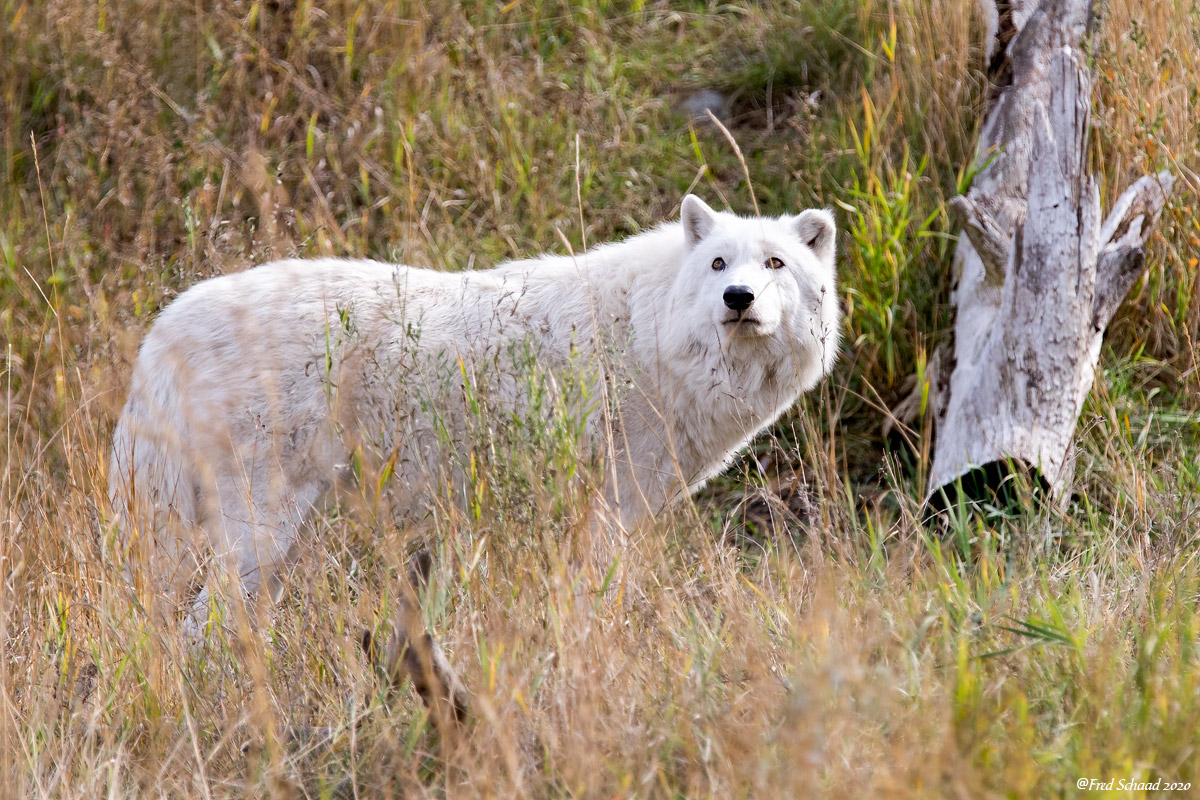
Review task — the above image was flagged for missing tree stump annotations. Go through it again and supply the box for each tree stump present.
[923,0,1173,508]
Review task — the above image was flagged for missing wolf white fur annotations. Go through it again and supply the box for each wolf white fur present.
[109,195,838,614]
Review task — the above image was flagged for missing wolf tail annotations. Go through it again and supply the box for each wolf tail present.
[107,358,203,587]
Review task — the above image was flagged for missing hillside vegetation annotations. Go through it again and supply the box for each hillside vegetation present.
[3,1,1200,796]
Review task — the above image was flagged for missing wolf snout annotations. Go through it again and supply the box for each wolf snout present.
[723,285,755,311]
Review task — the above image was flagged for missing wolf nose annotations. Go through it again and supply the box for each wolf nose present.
[723,285,755,311]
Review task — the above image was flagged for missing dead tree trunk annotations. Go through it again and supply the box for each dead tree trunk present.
[924,0,1173,508]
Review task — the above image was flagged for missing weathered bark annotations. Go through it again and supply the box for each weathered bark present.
[360,551,470,730]
[925,0,1173,507]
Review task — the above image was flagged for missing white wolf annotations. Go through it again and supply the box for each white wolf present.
[109,194,838,620]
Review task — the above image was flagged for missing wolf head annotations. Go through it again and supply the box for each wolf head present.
[670,194,840,390]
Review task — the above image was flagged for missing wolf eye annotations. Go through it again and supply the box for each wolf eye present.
[767,257,785,270]
[711,257,726,271]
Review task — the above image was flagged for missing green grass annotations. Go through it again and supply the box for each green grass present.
[3,0,1200,796]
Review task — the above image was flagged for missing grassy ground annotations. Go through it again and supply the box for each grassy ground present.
[3,0,1200,796]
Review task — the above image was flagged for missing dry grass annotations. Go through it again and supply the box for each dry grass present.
[3,0,1200,796]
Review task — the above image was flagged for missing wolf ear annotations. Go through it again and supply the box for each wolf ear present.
[794,209,836,264]
[681,195,718,248]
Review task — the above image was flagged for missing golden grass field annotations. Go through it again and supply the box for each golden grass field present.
[3,1,1200,796]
